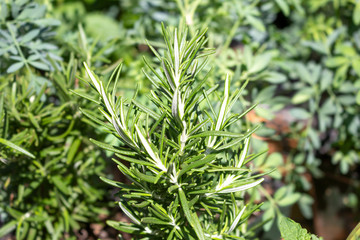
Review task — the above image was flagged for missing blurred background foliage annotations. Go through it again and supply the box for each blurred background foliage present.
[0,0,359,239]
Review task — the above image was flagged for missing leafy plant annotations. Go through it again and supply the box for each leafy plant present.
[79,24,266,239]
[279,217,322,240]
[0,56,110,239]
[1,0,358,238]
[0,0,61,74]
[73,0,359,236]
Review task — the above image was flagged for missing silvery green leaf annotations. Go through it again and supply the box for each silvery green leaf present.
[33,18,61,26]
[0,138,35,158]
[83,62,101,93]
[100,82,115,117]
[37,43,58,50]
[248,52,272,74]
[279,217,322,240]
[237,137,250,168]
[119,202,141,225]
[179,188,205,240]
[28,54,41,61]
[174,28,180,84]
[132,99,160,119]
[106,220,141,234]
[135,124,166,172]
[29,61,50,71]
[162,59,176,91]
[112,116,136,148]
[216,73,230,131]
[7,61,24,73]
[171,88,179,119]
[228,206,247,233]
[17,4,46,20]
[245,15,265,32]
[0,221,17,238]
[9,55,24,61]
[275,0,289,16]
[190,130,244,139]
[217,178,264,194]
[20,29,40,43]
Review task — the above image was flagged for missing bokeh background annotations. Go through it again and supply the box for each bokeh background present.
[0,0,359,239]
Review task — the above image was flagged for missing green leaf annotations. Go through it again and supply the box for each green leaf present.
[189,130,244,139]
[292,88,313,104]
[84,13,122,40]
[320,69,333,91]
[246,15,265,32]
[0,138,35,158]
[115,153,155,167]
[178,188,205,240]
[119,202,141,225]
[7,207,23,219]
[106,221,141,234]
[262,208,275,231]
[90,138,134,155]
[263,71,287,83]
[279,217,321,240]
[274,186,288,200]
[278,193,301,207]
[351,59,360,77]
[255,107,274,120]
[52,176,70,195]
[353,2,360,25]
[217,178,264,194]
[299,195,314,219]
[133,169,157,183]
[207,166,249,173]
[79,108,112,130]
[70,89,101,104]
[228,206,246,232]
[20,29,40,43]
[255,86,276,103]
[347,222,360,240]
[18,5,46,19]
[135,124,166,171]
[0,220,17,237]
[289,108,310,120]
[66,138,81,164]
[29,61,50,71]
[132,99,160,119]
[356,91,360,105]
[296,64,314,84]
[249,53,272,74]
[141,217,170,225]
[216,125,260,151]
[178,154,216,178]
[326,57,348,68]
[75,23,271,239]
[7,62,25,73]
[275,0,290,16]
[100,177,139,191]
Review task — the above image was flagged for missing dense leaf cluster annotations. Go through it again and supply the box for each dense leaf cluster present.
[122,0,360,233]
[0,56,109,239]
[81,24,265,239]
[0,0,359,239]
[0,0,61,74]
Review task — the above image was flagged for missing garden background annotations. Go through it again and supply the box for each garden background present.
[0,0,359,239]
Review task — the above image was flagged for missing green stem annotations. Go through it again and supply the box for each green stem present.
[259,185,281,216]
[176,0,201,36]
[222,17,242,53]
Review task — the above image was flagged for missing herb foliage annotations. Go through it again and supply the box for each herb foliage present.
[80,24,265,239]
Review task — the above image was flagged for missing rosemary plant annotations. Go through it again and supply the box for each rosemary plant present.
[80,24,264,239]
